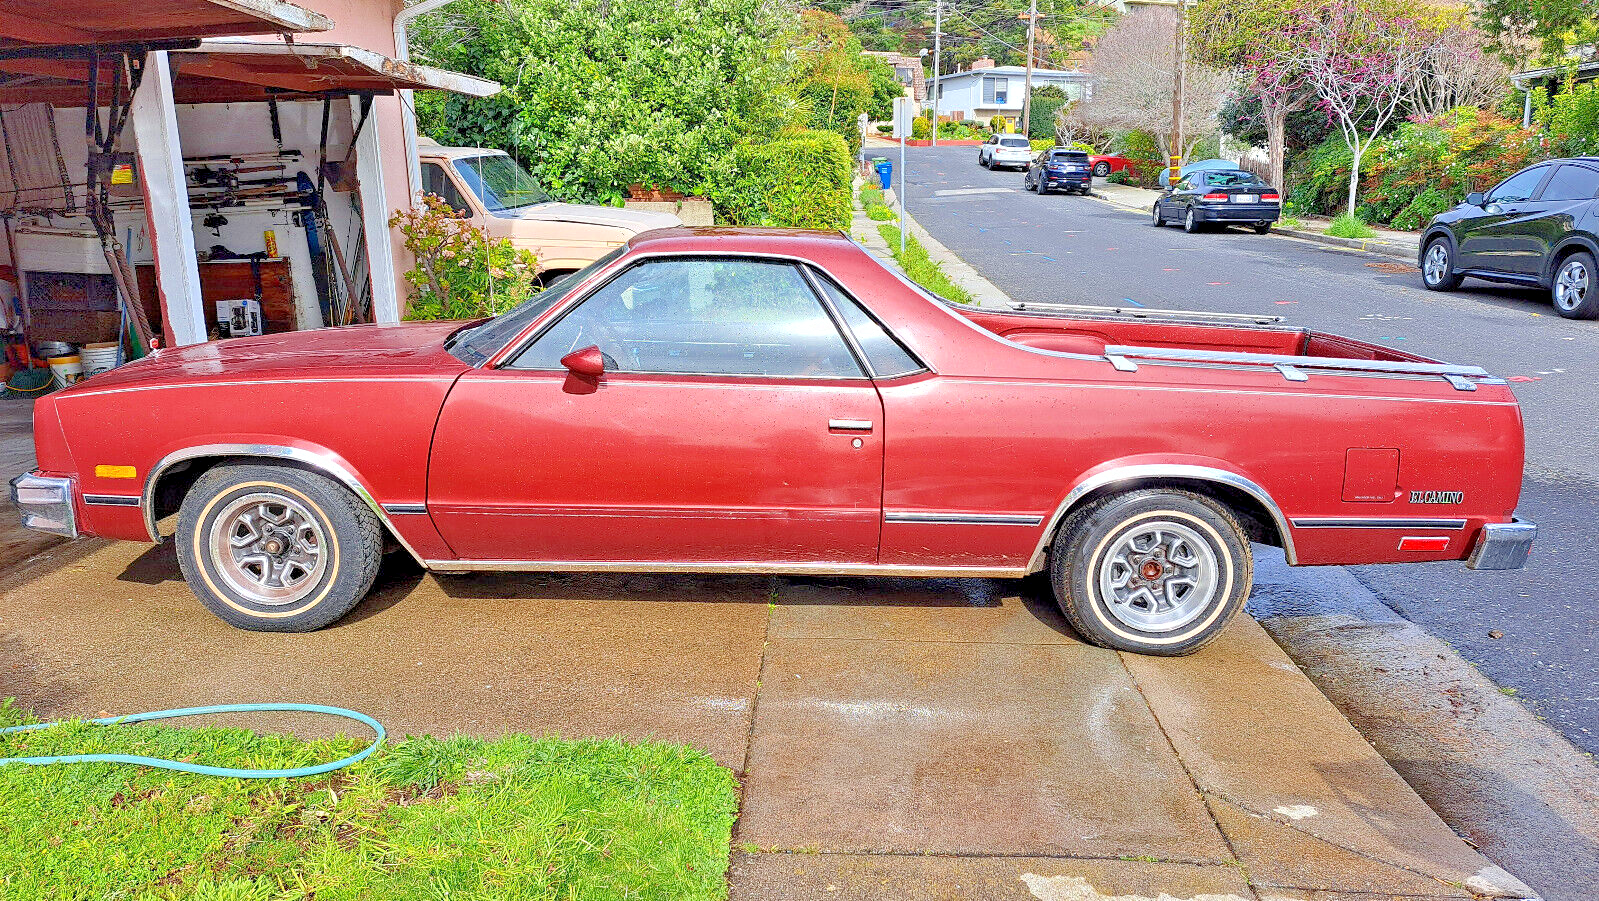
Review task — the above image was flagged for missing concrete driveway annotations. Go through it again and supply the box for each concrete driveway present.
[0,538,1530,900]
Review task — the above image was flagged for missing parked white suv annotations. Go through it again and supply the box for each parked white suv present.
[979,135,1034,170]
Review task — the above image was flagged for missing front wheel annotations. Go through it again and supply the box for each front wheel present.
[1421,237,1463,291]
[176,464,383,632]
[1551,251,1598,319]
[1150,204,1164,227]
[1093,161,1111,177]
[1049,489,1252,655]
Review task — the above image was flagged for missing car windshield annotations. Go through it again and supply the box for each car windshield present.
[452,154,550,214]
[446,245,629,366]
[1000,137,1031,148]
[1204,171,1264,187]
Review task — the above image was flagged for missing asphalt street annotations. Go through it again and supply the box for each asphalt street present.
[897,144,1599,755]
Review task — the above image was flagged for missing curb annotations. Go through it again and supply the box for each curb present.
[852,176,1013,309]
[1088,189,1419,265]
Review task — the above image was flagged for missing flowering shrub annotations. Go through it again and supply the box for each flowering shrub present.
[390,195,540,321]
[1534,81,1599,159]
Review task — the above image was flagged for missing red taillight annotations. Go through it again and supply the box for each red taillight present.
[1262,193,1281,202]
[1201,192,1228,201]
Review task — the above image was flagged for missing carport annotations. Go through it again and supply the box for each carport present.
[0,1,495,359]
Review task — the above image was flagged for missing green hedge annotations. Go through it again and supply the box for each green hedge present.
[721,130,853,229]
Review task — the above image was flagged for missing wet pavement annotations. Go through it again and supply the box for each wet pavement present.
[0,539,1531,899]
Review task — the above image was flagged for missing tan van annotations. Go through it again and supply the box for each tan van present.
[417,140,681,282]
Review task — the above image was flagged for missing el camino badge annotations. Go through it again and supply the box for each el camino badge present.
[1410,490,1464,505]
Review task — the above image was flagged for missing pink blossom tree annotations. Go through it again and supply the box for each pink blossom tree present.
[1276,0,1435,217]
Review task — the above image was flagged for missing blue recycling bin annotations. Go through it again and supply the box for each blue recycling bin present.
[874,159,893,190]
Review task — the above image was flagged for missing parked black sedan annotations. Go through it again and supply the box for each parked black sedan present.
[1151,169,1280,234]
[1024,148,1092,195]
[1419,157,1598,319]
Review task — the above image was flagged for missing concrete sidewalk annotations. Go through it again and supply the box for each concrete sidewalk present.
[0,537,1533,899]
[1092,182,1423,263]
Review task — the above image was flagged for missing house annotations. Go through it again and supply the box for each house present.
[930,61,1090,127]
[0,0,495,356]
[864,51,926,102]
[1510,55,1599,126]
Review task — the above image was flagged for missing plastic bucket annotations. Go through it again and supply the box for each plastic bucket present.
[81,341,121,377]
[47,354,83,388]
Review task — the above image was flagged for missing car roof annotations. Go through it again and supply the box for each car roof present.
[418,144,510,162]
[626,227,859,260]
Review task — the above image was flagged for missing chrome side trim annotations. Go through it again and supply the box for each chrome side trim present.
[1007,301,1288,327]
[382,503,429,515]
[141,443,426,564]
[1026,464,1298,572]
[885,511,1044,526]
[1292,517,1467,530]
[83,494,141,507]
[422,559,1027,578]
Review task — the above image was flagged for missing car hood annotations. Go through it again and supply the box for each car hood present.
[499,202,681,232]
[63,321,472,393]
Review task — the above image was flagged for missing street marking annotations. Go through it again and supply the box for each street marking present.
[1122,297,1145,307]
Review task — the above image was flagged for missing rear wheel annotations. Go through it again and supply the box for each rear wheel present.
[1049,489,1252,655]
[1253,223,1272,235]
[1421,237,1463,291]
[1184,208,1200,233]
[1036,177,1048,196]
[176,464,382,632]
[1551,251,1597,319]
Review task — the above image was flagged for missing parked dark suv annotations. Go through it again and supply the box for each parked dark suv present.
[1420,157,1599,319]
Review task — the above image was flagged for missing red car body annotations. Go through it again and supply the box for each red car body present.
[16,228,1533,635]
[1089,154,1135,177]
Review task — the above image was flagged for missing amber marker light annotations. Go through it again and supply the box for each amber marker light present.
[94,465,138,479]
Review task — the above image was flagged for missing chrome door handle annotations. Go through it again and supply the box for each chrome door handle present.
[829,419,874,432]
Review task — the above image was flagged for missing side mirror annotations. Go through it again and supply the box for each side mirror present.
[560,345,605,378]
[1464,192,1485,207]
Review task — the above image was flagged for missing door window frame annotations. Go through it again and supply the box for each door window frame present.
[1538,163,1599,202]
[497,253,887,381]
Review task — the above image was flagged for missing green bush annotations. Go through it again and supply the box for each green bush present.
[1389,187,1453,231]
[391,195,540,320]
[1112,130,1165,186]
[1028,85,1070,140]
[990,114,1008,133]
[911,117,931,140]
[722,130,853,228]
[1536,81,1599,158]
[1327,212,1377,239]
[1030,138,1053,152]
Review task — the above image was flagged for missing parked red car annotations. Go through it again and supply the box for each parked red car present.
[13,229,1534,654]
[1088,154,1135,178]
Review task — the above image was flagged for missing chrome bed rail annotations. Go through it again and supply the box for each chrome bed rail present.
[1006,301,1288,327]
[1100,344,1497,391]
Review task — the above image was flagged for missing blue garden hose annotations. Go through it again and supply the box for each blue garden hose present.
[0,703,384,779]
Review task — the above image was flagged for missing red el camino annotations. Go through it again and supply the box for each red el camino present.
[12,228,1534,655]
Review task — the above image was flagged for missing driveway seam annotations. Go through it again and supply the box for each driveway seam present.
[734,848,1240,866]
[736,577,778,781]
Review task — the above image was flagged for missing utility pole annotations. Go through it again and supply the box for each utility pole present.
[931,0,942,146]
[1021,0,1039,137]
[1169,0,1187,186]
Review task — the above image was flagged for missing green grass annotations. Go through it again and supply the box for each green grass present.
[0,699,738,901]
[1326,212,1378,239]
[857,184,896,221]
[876,224,972,305]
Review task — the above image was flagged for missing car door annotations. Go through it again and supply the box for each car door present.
[1526,164,1599,275]
[426,256,886,565]
[1455,164,1553,274]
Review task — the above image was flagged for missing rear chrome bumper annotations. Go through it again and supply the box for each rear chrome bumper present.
[10,472,77,538]
[1466,519,1536,570]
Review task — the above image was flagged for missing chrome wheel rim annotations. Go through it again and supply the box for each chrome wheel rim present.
[1152,205,1161,225]
[209,492,328,605]
[1554,260,1589,311]
[1424,243,1449,285]
[1185,210,1195,230]
[1098,520,1219,633]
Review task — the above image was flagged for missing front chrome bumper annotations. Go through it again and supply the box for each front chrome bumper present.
[10,472,78,538]
[1466,519,1536,570]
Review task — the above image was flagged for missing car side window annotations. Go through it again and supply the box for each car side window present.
[514,258,863,379]
[1539,164,1599,201]
[808,270,923,378]
[1487,166,1548,204]
[421,162,471,214]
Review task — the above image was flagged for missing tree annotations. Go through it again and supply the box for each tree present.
[1277,0,1435,217]
[1084,7,1232,162]
[798,10,876,152]
[1188,0,1318,194]
[1028,84,1070,140]
[409,0,799,206]
[1474,0,1599,67]
[1405,19,1508,120]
